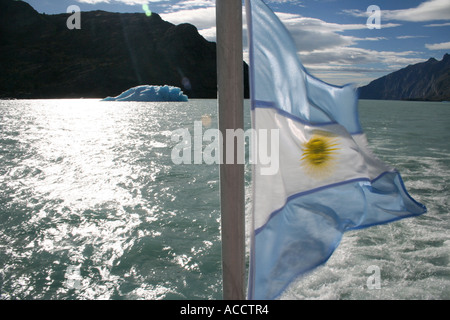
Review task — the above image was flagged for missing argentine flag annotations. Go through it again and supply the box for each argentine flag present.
[245,0,427,300]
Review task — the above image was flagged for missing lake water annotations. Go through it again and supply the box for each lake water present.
[0,98,448,300]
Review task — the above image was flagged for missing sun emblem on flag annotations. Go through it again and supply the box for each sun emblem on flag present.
[300,131,339,179]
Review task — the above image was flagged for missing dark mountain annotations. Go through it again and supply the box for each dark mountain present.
[0,0,249,99]
[358,54,450,101]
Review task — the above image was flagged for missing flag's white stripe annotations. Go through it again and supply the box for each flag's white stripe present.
[252,106,391,230]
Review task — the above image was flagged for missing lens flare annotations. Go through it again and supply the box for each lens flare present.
[142,4,152,17]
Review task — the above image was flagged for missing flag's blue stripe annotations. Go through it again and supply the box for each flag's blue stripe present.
[252,99,365,134]
[255,170,426,236]
[252,215,342,300]
[250,171,426,300]
[254,176,371,235]
[253,99,336,127]
[252,98,364,135]
[348,171,427,231]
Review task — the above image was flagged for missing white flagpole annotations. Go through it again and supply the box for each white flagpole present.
[216,0,246,300]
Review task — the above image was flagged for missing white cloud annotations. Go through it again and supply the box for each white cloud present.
[162,4,395,44]
[160,6,216,40]
[425,41,450,50]
[264,0,305,7]
[299,47,422,67]
[278,14,398,32]
[396,35,428,39]
[162,7,388,49]
[160,4,417,85]
[344,0,450,22]
[298,47,425,85]
[157,1,430,86]
[275,13,397,52]
[77,0,111,4]
[359,37,388,41]
[383,0,450,22]
[170,0,215,10]
[266,0,303,3]
[425,22,450,27]
[77,0,169,5]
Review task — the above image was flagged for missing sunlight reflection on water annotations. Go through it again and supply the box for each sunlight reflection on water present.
[0,99,449,300]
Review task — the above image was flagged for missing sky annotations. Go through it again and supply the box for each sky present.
[25,0,450,86]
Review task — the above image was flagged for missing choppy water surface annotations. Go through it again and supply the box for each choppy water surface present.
[0,99,448,299]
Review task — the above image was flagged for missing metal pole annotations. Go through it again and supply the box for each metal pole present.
[216,0,246,300]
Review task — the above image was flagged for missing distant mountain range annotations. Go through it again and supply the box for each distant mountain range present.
[358,54,450,101]
[0,0,248,99]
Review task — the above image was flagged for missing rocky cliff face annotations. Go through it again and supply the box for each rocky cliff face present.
[358,54,450,101]
[0,0,249,99]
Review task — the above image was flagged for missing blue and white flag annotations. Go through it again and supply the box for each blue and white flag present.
[245,0,427,300]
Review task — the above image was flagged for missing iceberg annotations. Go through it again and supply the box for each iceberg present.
[102,85,188,102]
